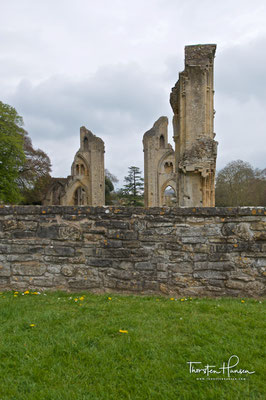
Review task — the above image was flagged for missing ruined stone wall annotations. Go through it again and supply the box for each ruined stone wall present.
[43,127,105,206]
[0,206,265,297]
[170,44,217,207]
[143,117,176,207]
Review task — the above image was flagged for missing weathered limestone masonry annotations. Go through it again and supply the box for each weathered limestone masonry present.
[170,44,218,207]
[43,126,105,206]
[0,206,265,297]
[143,117,176,207]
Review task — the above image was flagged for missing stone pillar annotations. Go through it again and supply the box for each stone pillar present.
[170,44,218,207]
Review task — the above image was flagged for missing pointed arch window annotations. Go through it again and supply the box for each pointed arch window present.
[159,135,165,149]
[162,185,176,206]
[84,137,89,151]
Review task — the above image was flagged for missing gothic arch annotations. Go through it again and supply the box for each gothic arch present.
[72,153,90,176]
[158,150,175,173]
[67,180,90,206]
[160,179,177,206]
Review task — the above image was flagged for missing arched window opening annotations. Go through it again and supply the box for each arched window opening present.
[76,164,80,175]
[80,164,85,175]
[74,187,86,205]
[163,185,176,206]
[159,135,165,149]
[164,161,173,174]
[84,137,89,151]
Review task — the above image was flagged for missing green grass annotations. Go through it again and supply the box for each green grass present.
[0,291,265,400]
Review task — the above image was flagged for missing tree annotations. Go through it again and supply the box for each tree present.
[215,160,266,206]
[18,134,52,204]
[105,169,118,205]
[0,101,25,203]
[121,166,144,206]
[0,101,52,205]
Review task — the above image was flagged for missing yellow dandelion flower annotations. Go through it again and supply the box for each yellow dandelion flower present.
[24,291,29,294]
[119,330,128,334]
[79,296,84,301]
[14,291,19,294]
[108,297,112,300]
[241,300,245,303]
[181,298,185,301]
[74,298,78,302]
[170,297,174,301]
[33,292,39,295]
[14,295,18,297]
[30,324,35,327]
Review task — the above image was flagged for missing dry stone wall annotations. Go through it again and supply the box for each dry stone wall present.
[0,206,265,297]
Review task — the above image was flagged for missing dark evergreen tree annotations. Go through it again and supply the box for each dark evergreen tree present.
[122,166,144,206]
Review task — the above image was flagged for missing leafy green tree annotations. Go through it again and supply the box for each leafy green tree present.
[18,134,51,204]
[121,166,144,206]
[0,101,25,203]
[215,160,266,206]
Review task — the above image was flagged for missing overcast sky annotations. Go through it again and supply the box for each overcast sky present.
[1,0,265,185]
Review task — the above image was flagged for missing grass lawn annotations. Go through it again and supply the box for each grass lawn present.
[0,291,265,400]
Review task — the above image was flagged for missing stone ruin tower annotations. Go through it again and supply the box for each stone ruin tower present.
[143,117,176,207]
[170,44,218,207]
[43,126,105,206]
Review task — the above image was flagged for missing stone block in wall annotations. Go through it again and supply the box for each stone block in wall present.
[225,280,248,290]
[44,255,86,264]
[0,264,11,277]
[68,278,100,289]
[0,277,10,286]
[95,220,129,229]
[101,239,123,248]
[44,246,75,257]
[46,265,62,274]
[31,275,66,288]
[170,262,193,274]
[122,241,141,248]
[143,281,159,291]
[11,231,36,239]
[96,248,131,259]
[221,222,254,241]
[12,262,46,276]
[106,230,138,240]
[61,265,75,276]
[116,279,143,291]
[245,281,265,295]
[193,270,229,280]
[157,271,169,281]
[87,259,113,268]
[135,262,154,270]
[58,226,82,241]
[7,254,41,262]
[112,261,134,270]
[194,262,234,271]
[106,268,133,280]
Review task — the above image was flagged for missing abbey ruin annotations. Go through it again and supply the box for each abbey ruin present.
[143,44,218,207]
[43,126,105,206]
[44,44,218,208]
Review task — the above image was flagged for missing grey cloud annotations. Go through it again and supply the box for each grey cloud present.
[216,36,266,102]
[10,62,168,141]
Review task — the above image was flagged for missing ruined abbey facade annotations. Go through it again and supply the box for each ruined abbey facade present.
[44,44,218,208]
[143,44,218,207]
[43,126,105,206]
